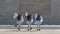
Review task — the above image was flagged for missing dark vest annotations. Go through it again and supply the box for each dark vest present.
[36,15,41,21]
[26,15,31,21]
[17,15,21,20]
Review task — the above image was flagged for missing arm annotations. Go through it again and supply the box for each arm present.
[21,16,24,22]
[40,16,43,23]
[31,15,34,23]
[13,13,18,19]
[31,17,33,23]
[25,12,28,16]
[35,14,37,20]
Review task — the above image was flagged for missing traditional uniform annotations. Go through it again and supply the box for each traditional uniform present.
[34,14,43,31]
[13,12,24,31]
[25,12,33,31]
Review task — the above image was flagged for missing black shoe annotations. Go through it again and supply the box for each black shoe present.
[37,29,38,31]
[30,28,32,30]
[39,29,41,31]
[18,28,20,31]
[37,29,41,31]
[27,29,29,31]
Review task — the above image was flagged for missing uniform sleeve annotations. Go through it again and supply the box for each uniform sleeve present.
[31,17,33,23]
[21,16,24,22]
[25,12,28,16]
[13,13,18,19]
[31,15,34,23]
[35,14,37,20]
[40,16,43,23]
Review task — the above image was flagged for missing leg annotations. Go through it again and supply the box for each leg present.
[27,21,32,31]
[35,21,39,31]
[38,24,41,31]
[37,25,39,31]
[18,24,21,31]
[27,21,29,31]
[30,24,32,30]
[27,25,29,31]
[27,25,32,31]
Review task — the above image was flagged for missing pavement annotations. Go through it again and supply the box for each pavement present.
[0,29,60,34]
[0,25,60,34]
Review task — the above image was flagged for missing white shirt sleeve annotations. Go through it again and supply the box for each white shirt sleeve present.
[40,16,43,23]
[31,17,33,23]
[35,14,37,20]
[13,13,18,19]
[25,12,28,16]
[21,16,24,22]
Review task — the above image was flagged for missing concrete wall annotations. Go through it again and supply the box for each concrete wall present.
[51,0,60,25]
[0,0,20,25]
[0,0,60,25]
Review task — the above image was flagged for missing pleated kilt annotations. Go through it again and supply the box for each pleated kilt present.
[16,20,23,25]
[34,20,42,25]
[26,21,32,25]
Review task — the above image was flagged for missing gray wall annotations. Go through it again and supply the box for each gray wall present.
[19,0,51,25]
[51,0,60,25]
[0,0,19,25]
[0,0,60,25]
